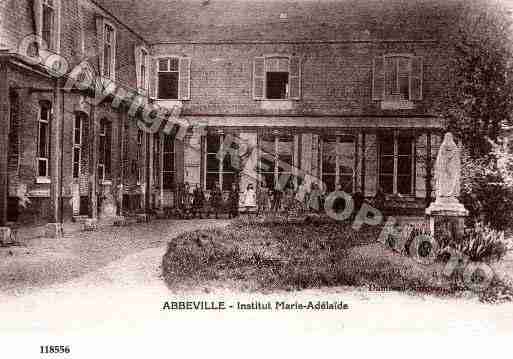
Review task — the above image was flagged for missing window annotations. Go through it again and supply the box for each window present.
[102,22,116,79]
[204,134,239,191]
[153,133,161,185]
[266,57,289,99]
[162,134,175,190]
[258,135,295,190]
[137,130,144,184]
[140,49,148,91]
[98,119,112,182]
[372,54,423,102]
[253,56,301,100]
[8,90,20,173]
[72,113,85,179]
[37,102,51,178]
[157,57,191,100]
[42,0,55,49]
[135,46,149,92]
[379,134,415,195]
[33,0,60,52]
[320,135,355,193]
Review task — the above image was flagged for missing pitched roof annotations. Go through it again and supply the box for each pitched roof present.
[93,0,497,43]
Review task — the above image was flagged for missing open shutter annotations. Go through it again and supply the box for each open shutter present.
[178,57,191,100]
[95,15,104,75]
[289,56,301,100]
[149,56,158,99]
[134,45,142,90]
[410,56,423,100]
[253,57,265,100]
[372,56,385,101]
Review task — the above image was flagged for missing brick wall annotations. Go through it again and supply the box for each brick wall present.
[3,0,151,223]
[152,41,450,116]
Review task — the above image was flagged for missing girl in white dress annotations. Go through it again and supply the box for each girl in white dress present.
[243,184,257,215]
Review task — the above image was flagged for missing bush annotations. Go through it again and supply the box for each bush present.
[450,222,508,262]
[460,150,513,231]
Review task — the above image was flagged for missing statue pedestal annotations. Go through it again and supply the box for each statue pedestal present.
[426,198,468,241]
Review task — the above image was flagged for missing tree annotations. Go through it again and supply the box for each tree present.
[439,0,513,158]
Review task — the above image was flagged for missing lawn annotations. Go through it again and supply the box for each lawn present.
[162,216,513,301]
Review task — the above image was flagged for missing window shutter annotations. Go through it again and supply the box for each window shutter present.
[178,57,191,100]
[410,56,423,100]
[372,56,385,101]
[33,0,43,38]
[134,45,143,90]
[253,57,265,100]
[95,15,104,75]
[149,56,158,99]
[289,56,301,100]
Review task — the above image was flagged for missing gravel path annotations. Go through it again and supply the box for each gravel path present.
[0,219,231,297]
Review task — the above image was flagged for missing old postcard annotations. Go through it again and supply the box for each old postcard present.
[1,0,513,357]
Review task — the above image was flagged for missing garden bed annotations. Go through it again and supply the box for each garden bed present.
[162,218,513,301]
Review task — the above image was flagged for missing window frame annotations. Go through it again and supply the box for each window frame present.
[265,56,290,100]
[203,133,239,192]
[137,129,144,185]
[72,113,85,179]
[98,119,112,183]
[101,19,117,80]
[320,135,356,193]
[162,133,176,190]
[156,56,180,100]
[378,133,416,196]
[37,102,52,181]
[153,133,161,186]
[35,0,61,52]
[257,134,296,190]
[138,47,150,92]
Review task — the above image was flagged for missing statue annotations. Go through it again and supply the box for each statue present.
[426,132,468,239]
[434,132,460,200]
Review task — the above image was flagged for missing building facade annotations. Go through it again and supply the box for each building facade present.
[0,0,454,232]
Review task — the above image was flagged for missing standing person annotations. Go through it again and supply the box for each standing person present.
[295,181,308,214]
[228,183,240,218]
[257,182,270,216]
[309,183,322,213]
[210,181,223,219]
[271,185,283,214]
[192,183,205,218]
[243,184,257,216]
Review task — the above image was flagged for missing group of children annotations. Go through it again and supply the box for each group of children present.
[172,181,360,219]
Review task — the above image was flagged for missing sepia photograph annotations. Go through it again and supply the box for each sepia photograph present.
[1,0,513,357]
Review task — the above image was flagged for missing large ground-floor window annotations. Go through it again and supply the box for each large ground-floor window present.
[320,135,355,193]
[258,134,295,190]
[378,133,415,195]
[162,133,175,190]
[204,133,239,191]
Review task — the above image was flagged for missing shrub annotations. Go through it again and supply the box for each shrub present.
[460,150,513,231]
[450,222,508,262]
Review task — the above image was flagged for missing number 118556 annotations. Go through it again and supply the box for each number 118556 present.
[40,346,70,354]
